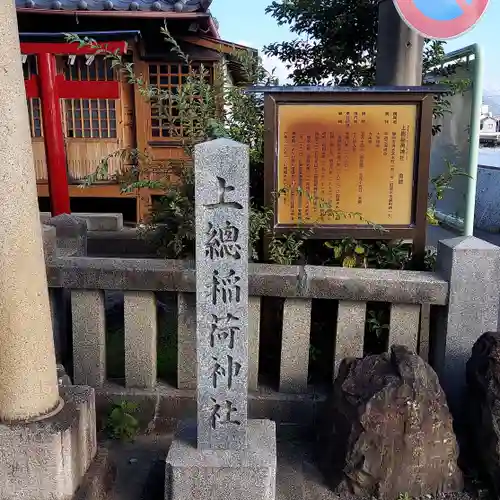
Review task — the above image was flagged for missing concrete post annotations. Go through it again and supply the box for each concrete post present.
[0,1,59,421]
[375,0,424,86]
[166,139,276,500]
[435,236,500,410]
[194,138,250,450]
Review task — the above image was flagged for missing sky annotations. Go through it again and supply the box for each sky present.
[210,0,500,92]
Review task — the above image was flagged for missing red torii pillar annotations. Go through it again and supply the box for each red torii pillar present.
[38,52,70,216]
[21,41,128,216]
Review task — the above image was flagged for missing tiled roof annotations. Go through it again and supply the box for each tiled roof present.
[16,0,212,13]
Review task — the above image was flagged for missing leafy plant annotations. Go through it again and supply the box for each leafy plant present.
[249,205,273,262]
[324,238,411,270]
[249,204,311,265]
[264,0,446,87]
[268,229,311,265]
[138,162,196,259]
[397,494,412,500]
[67,29,376,265]
[325,238,369,268]
[424,247,437,271]
[427,62,471,136]
[427,159,471,225]
[366,309,389,339]
[66,26,458,268]
[106,401,139,441]
[66,29,280,260]
[263,1,469,135]
[370,240,410,270]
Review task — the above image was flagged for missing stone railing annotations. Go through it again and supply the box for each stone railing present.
[46,256,448,394]
[43,217,500,410]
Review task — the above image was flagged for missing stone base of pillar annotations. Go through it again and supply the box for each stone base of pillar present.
[0,385,97,500]
[165,419,277,500]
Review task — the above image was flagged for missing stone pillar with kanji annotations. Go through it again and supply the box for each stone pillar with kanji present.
[165,138,277,500]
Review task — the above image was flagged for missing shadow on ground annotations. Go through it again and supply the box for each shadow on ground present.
[103,430,479,500]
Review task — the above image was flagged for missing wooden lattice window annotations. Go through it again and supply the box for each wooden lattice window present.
[148,62,212,139]
[64,56,115,82]
[64,99,117,138]
[27,98,43,138]
[23,56,42,138]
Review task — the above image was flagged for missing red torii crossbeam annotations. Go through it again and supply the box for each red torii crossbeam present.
[21,41,127,216]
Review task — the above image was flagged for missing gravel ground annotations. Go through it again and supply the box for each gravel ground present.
[337,494,481,500]
[101,431,493,500]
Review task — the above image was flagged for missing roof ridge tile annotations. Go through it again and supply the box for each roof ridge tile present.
[16,0,212,13]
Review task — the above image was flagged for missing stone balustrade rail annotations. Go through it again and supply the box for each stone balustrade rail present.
[47,255,448,393]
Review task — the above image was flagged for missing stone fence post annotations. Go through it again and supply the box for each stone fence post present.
[434,236,500,410]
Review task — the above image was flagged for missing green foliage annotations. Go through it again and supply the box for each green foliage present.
[249,205,273,261]
[325,238,413,270]
[430,73,471,136]
[265,0,378,86]
[264,0,445,87]
[249,202,314,265]
[67,29,372,264]
[106,401,139,441]
[397,494,412,500]
[66,29,281,260]
[324,237,437,271]
[268,229,310,265]
[424,247,437,271]
[263,1,471,138]
[424,46,472,135]
[366,309,390,339]
[325,238,369,268]
[66,26,462,268]
[271,186,385,265]
[427,159,471,225]
[138,162,196,258]
[371,240,411,270]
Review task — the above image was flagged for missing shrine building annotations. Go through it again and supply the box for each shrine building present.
[16,0,251,222]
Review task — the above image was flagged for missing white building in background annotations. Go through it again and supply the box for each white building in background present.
[481,116,497,131]
[479,104,500,144]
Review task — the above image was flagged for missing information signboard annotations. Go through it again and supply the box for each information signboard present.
[261,88,436,257]
[276,103,417,226]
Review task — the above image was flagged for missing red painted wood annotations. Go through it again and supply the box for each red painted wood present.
[24,76,120,99]
[58,78,121,99]
[24,76,39,98]
[22,41,126,214]
[20,41,127,56]
[38,52,71,216]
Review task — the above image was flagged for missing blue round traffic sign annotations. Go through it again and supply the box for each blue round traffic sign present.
[393,0,490,39]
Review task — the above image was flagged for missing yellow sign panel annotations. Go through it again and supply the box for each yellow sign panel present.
[277,103,417,226]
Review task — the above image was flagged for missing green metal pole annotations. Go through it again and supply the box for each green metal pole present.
[464,44,483,236]
[432,44,483,235]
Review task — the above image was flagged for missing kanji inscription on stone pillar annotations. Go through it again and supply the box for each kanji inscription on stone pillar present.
[195,138,249,450]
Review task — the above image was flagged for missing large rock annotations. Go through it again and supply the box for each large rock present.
[321,345,463,499]
[466,331,500,493]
